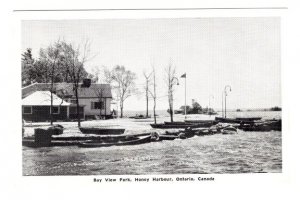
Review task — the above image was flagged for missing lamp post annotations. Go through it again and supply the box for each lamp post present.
[222,92,224,118]
[224,85,232,118]
[180,73,187,118]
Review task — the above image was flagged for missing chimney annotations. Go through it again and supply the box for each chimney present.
[82,79,91,88]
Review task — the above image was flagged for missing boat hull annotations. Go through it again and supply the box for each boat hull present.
[150,122,213,129]
[215,117,240,123]
[79,127,125,135]
[236,117,262,121]
[184,120,216,124]
[78,136,152,148]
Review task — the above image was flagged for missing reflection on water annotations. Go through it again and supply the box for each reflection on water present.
[23,131,282,175]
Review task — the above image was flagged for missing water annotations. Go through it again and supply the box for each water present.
[22,111,282,175]
[122,110,281,119]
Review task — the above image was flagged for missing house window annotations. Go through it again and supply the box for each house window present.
[23,106,32,114]
[91,101,104,109]
[51,106,60,114]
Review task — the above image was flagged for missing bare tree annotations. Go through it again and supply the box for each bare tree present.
[42,41,61,125]
[90,66,102,83]
[104,65,137,118]
[61,40,92,127]
[93,87,104,118]
[149,64,157,124]
[165,62,178,123]
[143,70,153,118]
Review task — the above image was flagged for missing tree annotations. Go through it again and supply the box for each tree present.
[143,70,152,117]
[165,62,178,122]
[60,40,92,127]
[93,87,105,118]
[22,40,93,126]
[90,66,102,83]
[270,106,282,111]
[40,41,61,125]
[22,42,92,86]
[192,100,202,113]
[149,64,157,124]
[21,49,35,86]
[104,66,137,118]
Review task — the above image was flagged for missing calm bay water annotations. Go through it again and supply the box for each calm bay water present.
[22,111,282,175]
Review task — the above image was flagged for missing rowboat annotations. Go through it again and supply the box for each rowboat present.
[184,119,216,124]
[215,117,240,123]
[150,122,213,129]
[235,117,262,121]
[215,117,263,124]
[240,119,281,131]
[164,121,194,125]
[22,138,82,147]
[77,135,152,148]
[23,133,153,148]
[79,127,125,135]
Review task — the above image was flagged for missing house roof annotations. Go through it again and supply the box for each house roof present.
[22,91,71,106]
[22,83,113,99]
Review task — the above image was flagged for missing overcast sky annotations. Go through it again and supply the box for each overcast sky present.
[22,18,281,111]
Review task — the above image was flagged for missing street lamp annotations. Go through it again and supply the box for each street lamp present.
[224,85,232,118]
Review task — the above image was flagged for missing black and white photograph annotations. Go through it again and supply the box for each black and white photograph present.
[21,17,282,176]
[3,0,300,200]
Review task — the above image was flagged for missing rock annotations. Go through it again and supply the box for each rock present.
[47,125,64,135]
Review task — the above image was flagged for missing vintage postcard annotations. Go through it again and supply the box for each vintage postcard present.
[3,2,299,200]
[21,17,282,175]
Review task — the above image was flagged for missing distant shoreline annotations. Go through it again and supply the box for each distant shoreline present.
[120,109,282,118]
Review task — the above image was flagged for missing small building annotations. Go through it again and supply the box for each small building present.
[22,91,71,122]
[22,80,113,122]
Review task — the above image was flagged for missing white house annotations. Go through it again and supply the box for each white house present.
[22,80,113,121]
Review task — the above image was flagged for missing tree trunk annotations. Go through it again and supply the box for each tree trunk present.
[153,97,156,124]
[75,86,81,127]
[120,104,123,118]
[146,93,149,117]
[169,104,173,122]
[152,67,157,124]
[168,89,174,123]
